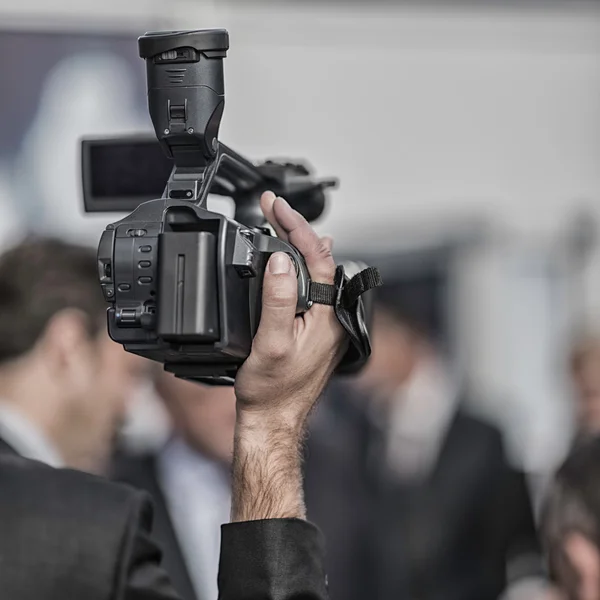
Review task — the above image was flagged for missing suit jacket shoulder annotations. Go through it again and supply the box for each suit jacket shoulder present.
[435,409,506,480]
[448,409,504,450]
[0,452,169,600]
[0,447,329,600]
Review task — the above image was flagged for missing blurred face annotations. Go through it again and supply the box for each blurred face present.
[553,533,600,600]
[355,308,421,398]
[156,372,237,465]
[572,351,600,436]
[65,331,147,474]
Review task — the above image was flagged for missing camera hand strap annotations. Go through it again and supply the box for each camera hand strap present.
[309,266,383,374]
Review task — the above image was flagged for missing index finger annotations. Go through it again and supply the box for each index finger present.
[271,197,335,284]
[260,191,288,241]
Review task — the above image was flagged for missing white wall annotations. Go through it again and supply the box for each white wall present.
[4,0,600,241]
[169,2,600,244]
[0,0,164,31]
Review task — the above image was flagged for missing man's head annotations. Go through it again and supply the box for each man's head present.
[356,304,425,394]
[570,337,600,437]
[0,237,146,473]
[155,370,236,465]
[357,290,440,401]
[355,274,443,397]
[543,438,600,600]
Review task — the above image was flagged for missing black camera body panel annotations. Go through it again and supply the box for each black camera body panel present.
[100,196,311,382]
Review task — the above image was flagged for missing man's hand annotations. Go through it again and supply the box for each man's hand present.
[231,191,346,522]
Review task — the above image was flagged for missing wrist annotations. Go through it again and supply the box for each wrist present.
[235,403,309,442]
[231,406,307,523]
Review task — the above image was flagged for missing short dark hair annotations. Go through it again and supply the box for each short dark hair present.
[374,274,445,341]
[0,237,106,363]
[542,437,600,577]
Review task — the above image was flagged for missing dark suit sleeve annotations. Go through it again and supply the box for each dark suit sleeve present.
[117,492,328,600]
[218,519,329,600]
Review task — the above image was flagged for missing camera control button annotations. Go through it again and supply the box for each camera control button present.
[169,104,186,120]
[128,229,147,237]
[138,261,151,268]
[118,283,131,292]
[117,309,137,324]
[102,285,114,301]
[139,246,152,253]
[138,276,153,285]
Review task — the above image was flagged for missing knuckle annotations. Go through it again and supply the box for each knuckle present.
[311,241,336,283]
[315,238,333,260]
[289,226,317,254]
[316,266,336,284]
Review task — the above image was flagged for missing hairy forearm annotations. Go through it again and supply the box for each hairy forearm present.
[231,411,307,522]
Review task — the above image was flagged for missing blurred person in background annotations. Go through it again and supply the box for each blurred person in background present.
[114,371,236,600]
[543,437,600,600]
[306,281,546,600]
[0,237,146,474]
[569,336,600,447]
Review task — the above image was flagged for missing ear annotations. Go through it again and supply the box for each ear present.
[564,531,600,600]
[37,309,93,373]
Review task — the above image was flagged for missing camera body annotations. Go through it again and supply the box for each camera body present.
[86,29,376,384]
[98,193,312,383]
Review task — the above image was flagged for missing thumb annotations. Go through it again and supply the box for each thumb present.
[256,252,298,350]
